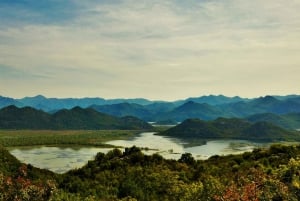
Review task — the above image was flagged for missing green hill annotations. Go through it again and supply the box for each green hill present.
[283,113,300,129]
[246,113,300,130]
[0,105,52,129]
[160,118,299,141]
[52,106,123,129]
[0,105,152,130]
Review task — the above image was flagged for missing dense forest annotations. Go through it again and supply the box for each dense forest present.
[1,144,300,200]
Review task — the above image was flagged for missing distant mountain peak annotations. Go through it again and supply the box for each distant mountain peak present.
[35,94,46,98]
[184,95,244,106]
[71,106,84,110]
[260,95,278,101]
[183,101,197,105]
[27,95,47,99]
[253,96,279,104]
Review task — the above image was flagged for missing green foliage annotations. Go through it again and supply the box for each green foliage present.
[179,153,196,165]
[0,145,21,175]
[0,146,56,201]
[55,144,300,200]
[1,144,300,200]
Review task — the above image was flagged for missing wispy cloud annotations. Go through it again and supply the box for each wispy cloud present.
[0,0,300,99]
[0,65,51,79]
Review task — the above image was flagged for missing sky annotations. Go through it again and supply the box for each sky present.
[0,0,300,101]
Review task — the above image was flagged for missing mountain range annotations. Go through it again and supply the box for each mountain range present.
[1,94,300,129]
[1,104,299,141]
[90,96,300,128]
[0,105,152,130]
[0,95,155,112]
[0,94,248,111]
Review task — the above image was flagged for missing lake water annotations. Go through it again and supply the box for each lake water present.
[10,147,112,174]
[106,132,262,160]
[9,132,264,173]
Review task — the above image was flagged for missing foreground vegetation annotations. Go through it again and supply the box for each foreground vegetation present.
[0,130,140,147]
[1,143,300,200]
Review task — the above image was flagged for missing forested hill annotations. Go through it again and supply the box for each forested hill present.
[0,105,152,130]
[160,118,300,141]
[246,112,300,130]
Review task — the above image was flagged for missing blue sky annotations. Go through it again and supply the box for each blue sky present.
[0,0,300,100]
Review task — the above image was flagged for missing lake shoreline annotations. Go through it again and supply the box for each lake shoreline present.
[8,132,279,173]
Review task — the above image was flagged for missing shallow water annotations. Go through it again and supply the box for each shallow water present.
[106,133,261,160]
[10,146,112,173]
[9,132,264,173]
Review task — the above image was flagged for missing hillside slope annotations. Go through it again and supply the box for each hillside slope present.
[0,106,152,130]
[246,113,300,130]
[160,118,299,141]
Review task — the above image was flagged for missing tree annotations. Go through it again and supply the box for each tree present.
[179,153,195,166]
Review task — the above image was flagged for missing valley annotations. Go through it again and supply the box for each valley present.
[1,94,300,200]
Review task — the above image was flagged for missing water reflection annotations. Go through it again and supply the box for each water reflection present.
[107,133,261,160]
[106,132,185,159]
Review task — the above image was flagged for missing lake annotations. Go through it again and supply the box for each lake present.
[9,146,112,173]
[9,132,265,173]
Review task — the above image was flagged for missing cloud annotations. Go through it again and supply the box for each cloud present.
[0,0,300,99]
[0,65,50,80]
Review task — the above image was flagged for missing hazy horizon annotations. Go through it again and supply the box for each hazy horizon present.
[1,0,300,100]
[1,93,299,102]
